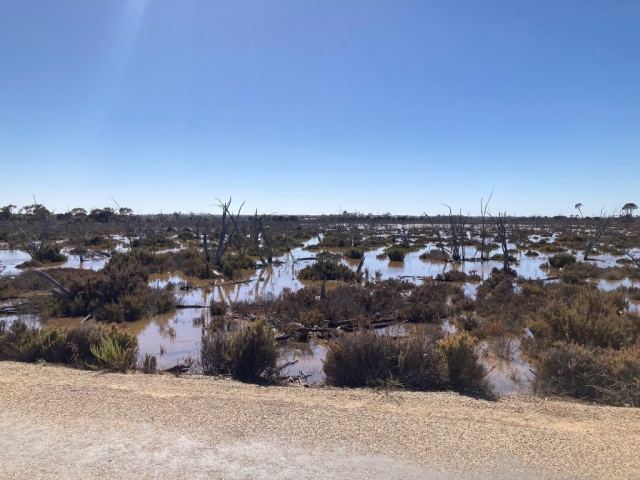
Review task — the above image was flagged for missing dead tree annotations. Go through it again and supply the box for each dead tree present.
[17,213,59,261]
[213,198,245,267]
[253,210,273,266]
[478,191,493,261]
[583,209,615,260]
[425,207,470,262]
[626,251,640,269]
[492,211,511,272]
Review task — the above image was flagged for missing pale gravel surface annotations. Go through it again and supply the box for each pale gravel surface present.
[1,362,639,479]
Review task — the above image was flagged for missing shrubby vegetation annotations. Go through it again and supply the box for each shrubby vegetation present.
[0,319,138,372]
[323,330,491,395]
[297,254,357,281]
[52,251,176,322]
[523,286,640,406]
[2,201,640,406]
[200,320,278,382]
[548,253,576,269]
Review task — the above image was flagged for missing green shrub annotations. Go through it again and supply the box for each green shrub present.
[57,251,175,322]
[298,256,356,281]
[323,330,468,392]
[527,287,640,350]
[0,320,138,371]
[179,250,217,279]
[200,320,278,382]
[345,248,364,259]
[228,320,278,381]
[209,300,227,316]
[549,253,576,269]
[533,342,640,407]
[142,353,157,374]
[437,332,491,394]
[220,253,256,278]
[386,247,406,261]
[33,245,66,263]
[90,336,137,372]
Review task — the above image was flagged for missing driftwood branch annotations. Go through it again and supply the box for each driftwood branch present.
[33,270,72,300]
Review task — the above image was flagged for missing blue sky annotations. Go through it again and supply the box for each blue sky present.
[1,1,638,216]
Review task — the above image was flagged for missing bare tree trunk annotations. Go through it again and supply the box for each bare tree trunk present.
[584,210,615,260]
[493,212,510,272]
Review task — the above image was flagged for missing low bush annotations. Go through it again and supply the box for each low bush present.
[345,248,364,259]
[209,300,227,316]
[298,256,356,282]
[398,282,456,323]
[549,253,576,269]
[200,320,278,382]
[220,253,256,278]
[437,332,491,393]
[533,342,640,407]
[435,270,481,282]
[386,247,406,261]
[142,353,157,373]
[178,249,218,279]
[324,330,491,394]
[55,251,176,322]
[0,319,138,371]
[90,336,137,372]
[33,245,66,263]
[527,286,640,350]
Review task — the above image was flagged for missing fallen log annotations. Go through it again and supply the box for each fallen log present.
[278,359,298,371]
[162,364,190,374]
[215,279,252,286]
[34,270,72,300]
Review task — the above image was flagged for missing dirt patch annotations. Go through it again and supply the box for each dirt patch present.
[1,362,639,479]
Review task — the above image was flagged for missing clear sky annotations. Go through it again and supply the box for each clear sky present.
[1,1,638,217]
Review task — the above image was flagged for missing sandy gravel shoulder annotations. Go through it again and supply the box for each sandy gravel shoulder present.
[1,362,639,479]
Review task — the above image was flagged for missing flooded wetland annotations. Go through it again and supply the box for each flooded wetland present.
[2,207,640,405]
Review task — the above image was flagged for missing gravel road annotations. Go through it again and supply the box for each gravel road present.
[1,362,639,479]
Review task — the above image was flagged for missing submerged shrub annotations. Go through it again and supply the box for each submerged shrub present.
[220,253,256,278]
[142,353,157,374]
[200,320,278,382]
[56,251,176,322]
[323,330,486,393]
[298,256,356,282]
[437,332,491,394]
[33,245,66,263]
[174,249,217,279]
[398,282,456,323]
[345,248,364,259]
[209,300,227,316]
[386,247,406,262]
[549,253,576,269]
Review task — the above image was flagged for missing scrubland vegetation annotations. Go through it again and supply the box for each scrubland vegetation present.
[1,200,640,406]
[0,319,137,372]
